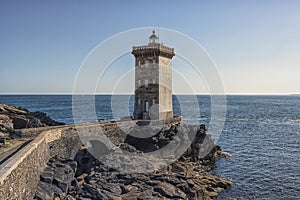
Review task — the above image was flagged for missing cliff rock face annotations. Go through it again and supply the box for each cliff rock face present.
[0,104,64,136]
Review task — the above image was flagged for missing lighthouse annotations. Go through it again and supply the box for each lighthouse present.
[132,31,175,120]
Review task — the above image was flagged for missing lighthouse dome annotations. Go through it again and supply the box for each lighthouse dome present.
[149,30,159,44]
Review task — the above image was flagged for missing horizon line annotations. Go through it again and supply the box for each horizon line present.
[0,93,297,96]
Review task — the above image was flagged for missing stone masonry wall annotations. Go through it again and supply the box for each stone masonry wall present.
[0,126,81,200]
[0,136,49,199]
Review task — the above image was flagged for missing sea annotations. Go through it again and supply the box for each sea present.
[0,95,299,200]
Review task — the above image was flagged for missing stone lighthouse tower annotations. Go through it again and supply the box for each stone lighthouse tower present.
[132,31,175,120]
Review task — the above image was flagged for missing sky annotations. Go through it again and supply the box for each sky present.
[0,0,300,94]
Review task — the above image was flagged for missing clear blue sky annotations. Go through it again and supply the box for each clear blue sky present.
[1,0,299,94]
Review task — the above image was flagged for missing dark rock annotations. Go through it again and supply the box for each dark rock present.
[0,104,64,136]
[116,174,136,185]
[154,182,176,198]
[53,166,74,192]
[35,122,232,200]
[0,114,14,135]
[214,179,232,189]
[118,143,140,153]
[40,169,54,183]
[35,182,63,200]
[34,157,76,199]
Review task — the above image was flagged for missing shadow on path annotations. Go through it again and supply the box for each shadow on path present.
[0,139,33,166]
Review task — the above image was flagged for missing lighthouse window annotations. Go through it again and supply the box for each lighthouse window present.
[145,101,149,112]
[152,99,155,105]
[145,80,148,87]
[138,98,141,104]
[152,79,156,84]
[138,79,141,86]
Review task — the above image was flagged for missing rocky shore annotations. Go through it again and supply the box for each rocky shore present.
[35,123,232,200]
[0,104,231,199]
[0,104,64,161]
[0,104,64,137]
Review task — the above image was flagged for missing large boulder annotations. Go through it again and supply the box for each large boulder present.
[0,104,64,135]
[0,114,14,135]
[35,156,77,200]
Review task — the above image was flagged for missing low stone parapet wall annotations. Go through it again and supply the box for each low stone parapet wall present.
[0,126,81,200]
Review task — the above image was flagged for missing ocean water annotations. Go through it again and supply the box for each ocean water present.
[0,95,299,199]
